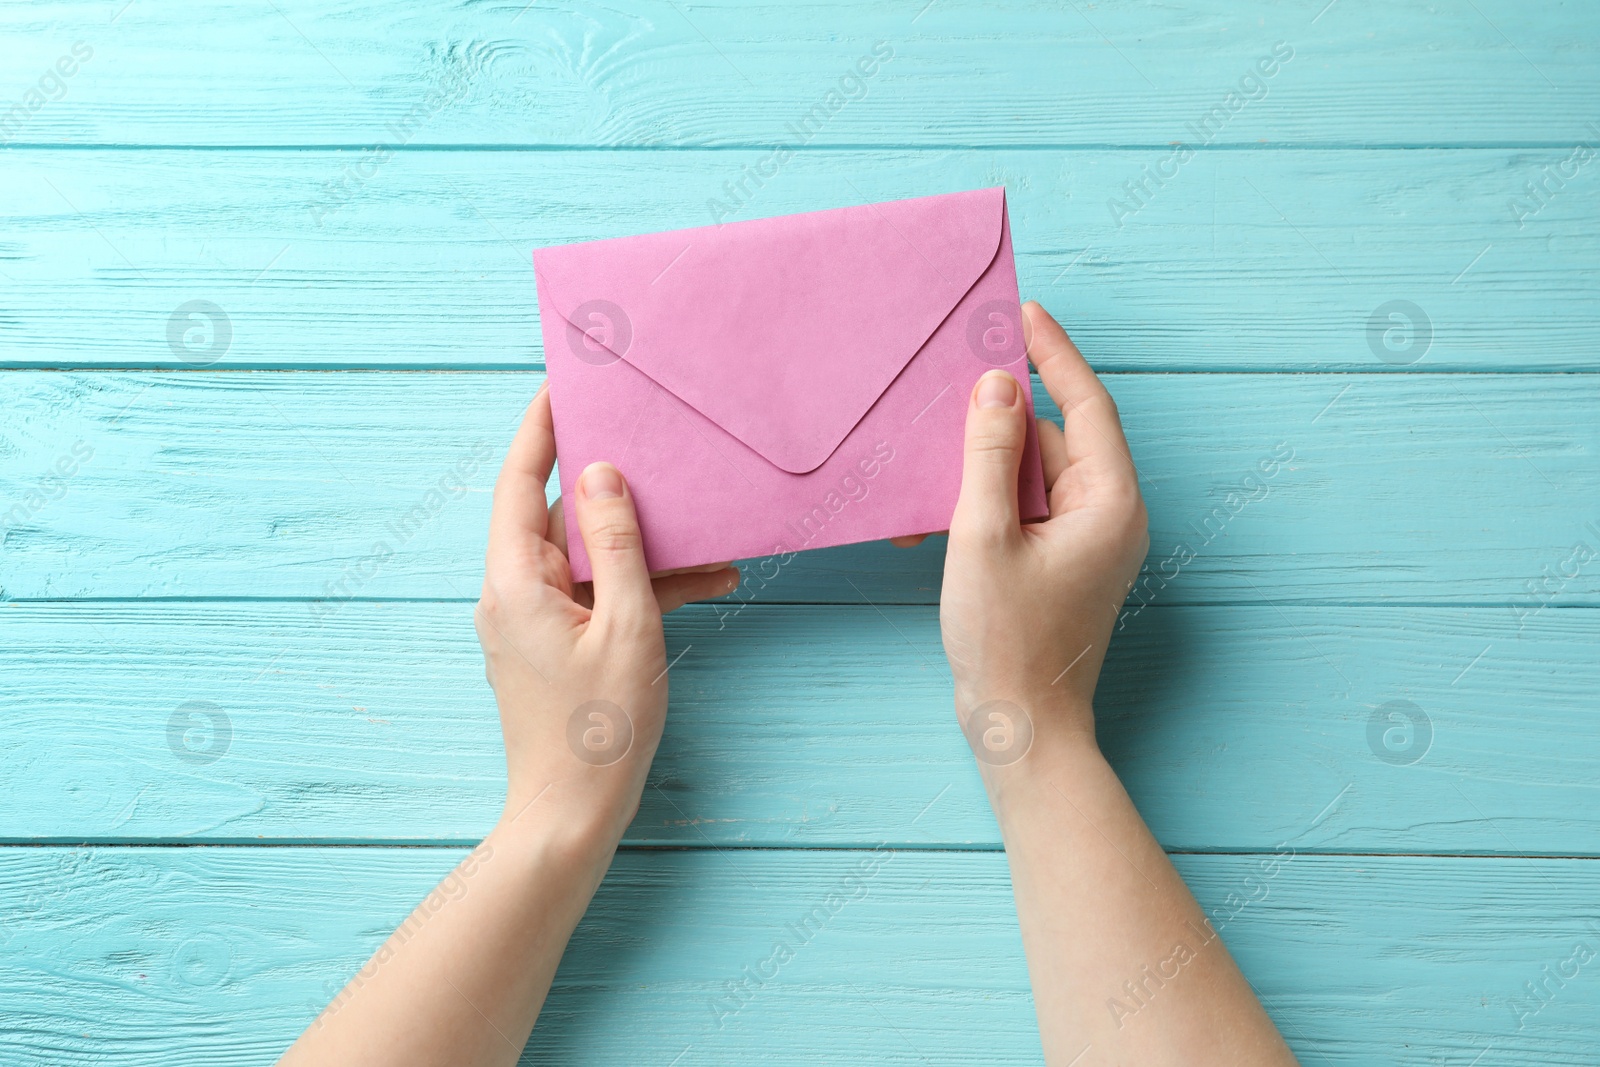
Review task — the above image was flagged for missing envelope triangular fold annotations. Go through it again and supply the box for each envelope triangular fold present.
[535,188,1006,474]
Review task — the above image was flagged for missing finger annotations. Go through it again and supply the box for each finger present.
[889,534,930,548]
[662,560,736,576]
[1022,301,1135,473]
[548,498,569,559]
[553,503,728,580]
[950,368,1027,546]
[653,567,741,614]
[1037,416,1069,488]
[487,385,556,573]
[574,462,656,630]
[573,560,733,613]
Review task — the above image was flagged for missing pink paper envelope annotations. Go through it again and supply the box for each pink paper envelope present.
[533,186,1048,581]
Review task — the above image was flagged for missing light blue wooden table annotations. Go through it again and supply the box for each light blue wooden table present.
[2,2,1598,1063]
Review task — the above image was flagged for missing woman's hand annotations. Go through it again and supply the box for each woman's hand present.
[476,384,739,840]
[280,386,741,1067]
[939,301,1149,759]
[936,304,1296,1066]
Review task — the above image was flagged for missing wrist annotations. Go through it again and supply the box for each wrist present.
[971,711,1109,829]
[956,685,1098,768]
[496,775,640,869]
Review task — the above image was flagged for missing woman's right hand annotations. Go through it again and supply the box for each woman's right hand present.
[938,301,1149,767]
[936,304,1296,1066]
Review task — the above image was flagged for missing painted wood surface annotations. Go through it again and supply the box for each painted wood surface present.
[3,847,1597,1067]
[2,600,1595,853]
[3,1,1596,147]
[2,149,1597,370]
[4,0,1598,1062]
[3,370,1595,603]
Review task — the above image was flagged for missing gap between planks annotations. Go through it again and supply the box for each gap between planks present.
[6,843,1600,860]
[3,142,1598,152]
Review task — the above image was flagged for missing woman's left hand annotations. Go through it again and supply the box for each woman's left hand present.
[476,384,739,838]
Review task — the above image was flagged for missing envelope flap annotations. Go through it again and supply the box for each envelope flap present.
[535,188,1006,474]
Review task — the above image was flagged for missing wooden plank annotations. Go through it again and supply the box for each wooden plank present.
[1,601,1595,853]
[2,370,1596,604]
[3,1,1596,147]
[2,847,1595,1065]
[3,148,1598,369]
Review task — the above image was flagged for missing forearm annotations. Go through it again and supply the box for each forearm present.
[279,807,621,1067]
[275,386,734,1064]
[988,720,1296,1066]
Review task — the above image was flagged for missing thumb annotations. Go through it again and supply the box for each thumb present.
[574,462,656,629]
[951,369,1026,545]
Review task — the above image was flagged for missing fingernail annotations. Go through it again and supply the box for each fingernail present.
[1021,304,1034,354]
[976,371,1017,409]
[581,463,624,500]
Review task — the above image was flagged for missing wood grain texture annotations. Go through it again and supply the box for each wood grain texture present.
[3,847,1597,1066]
[1,600,1596,853]
[2,370,1595,603]
[4,2,1597,1061]
[3,149,1597,369]
[3,1,1596,147]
